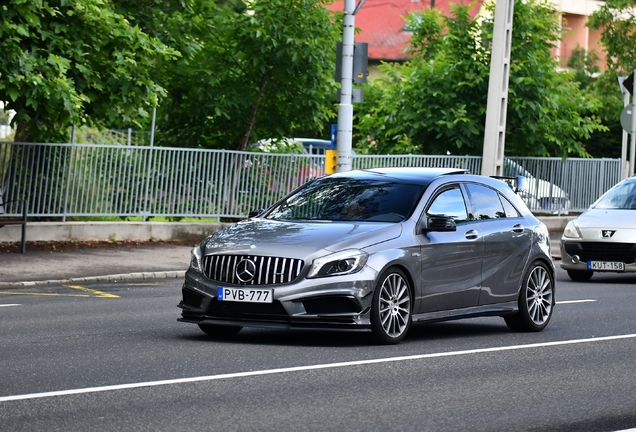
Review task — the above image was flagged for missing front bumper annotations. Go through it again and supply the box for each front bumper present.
[560,240,636,273]
[178,267,378,331]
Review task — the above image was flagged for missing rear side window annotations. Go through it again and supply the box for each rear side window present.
[500,195,520,218]
[464,183,506,220]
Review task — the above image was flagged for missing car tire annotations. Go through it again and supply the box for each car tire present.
[567,270,594,282]
[505,260,554,332]
[198,323,242,338]
[370,267,412,345]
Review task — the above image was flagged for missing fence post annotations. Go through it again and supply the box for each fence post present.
[141,108,157,221]
[62,144,74,222]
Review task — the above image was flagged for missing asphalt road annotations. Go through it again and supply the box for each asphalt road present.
[1,268,636,432]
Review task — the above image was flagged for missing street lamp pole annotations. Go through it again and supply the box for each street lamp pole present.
[631,69,636,177]
[618,76,629,179]
[481,0,514,177]
[336,0,356,172]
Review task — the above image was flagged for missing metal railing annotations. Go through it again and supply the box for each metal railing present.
[0,142,622,219]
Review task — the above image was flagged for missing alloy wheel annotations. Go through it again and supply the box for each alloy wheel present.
[525,265,553,326]
[377,272,411,339]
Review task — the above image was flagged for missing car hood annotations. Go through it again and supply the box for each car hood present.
[201,219,402,259]
[577,208,636,228]
[575,208,636,241]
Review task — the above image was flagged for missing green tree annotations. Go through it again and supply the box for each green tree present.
[354,0,606,158]
[587,0,636,74]
[567,46,601,90]
[0,0,175,143]
[119,0,340,150]
[586,0,636,158]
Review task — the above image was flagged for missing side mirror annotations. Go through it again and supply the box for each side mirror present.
[248,209,265,218]
[421,215,457,232]
[516,176,528,193]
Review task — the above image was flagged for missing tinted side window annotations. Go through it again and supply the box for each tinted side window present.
[427,186,469,224]
[465,183,505,220]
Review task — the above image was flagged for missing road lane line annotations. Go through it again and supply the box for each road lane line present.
[0,292,90,298]
[64,285,120,299]
[1,333,635,403]
[0,304,21,307]
[557,299,596,304]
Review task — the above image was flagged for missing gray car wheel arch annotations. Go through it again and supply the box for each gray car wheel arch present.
[505,259,555,332]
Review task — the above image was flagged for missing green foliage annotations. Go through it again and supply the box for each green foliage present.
[583,0,636,158]
[587,0,636,74]
[123,0,340,150]
[567,46,601,90]
[0,0,176,143]
[566,46,622,158]
[354,0,606,158]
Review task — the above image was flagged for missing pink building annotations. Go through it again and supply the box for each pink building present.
[553,0,607,69]
[326,0,607,71]
[327,0,484,64]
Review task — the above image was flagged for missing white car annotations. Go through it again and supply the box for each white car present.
[560,175,636,281]
[504,159,570,215]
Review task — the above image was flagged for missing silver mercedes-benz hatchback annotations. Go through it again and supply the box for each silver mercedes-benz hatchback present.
[179,167,555,344]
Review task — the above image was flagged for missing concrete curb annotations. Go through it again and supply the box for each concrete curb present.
[0,270,186,289]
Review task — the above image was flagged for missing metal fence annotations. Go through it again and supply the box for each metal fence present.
[0,142,622,219]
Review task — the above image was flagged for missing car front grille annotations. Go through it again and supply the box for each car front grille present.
[564,242,636,264]
[202,254,304,285]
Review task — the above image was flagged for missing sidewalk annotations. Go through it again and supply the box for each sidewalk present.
[0,241,194,288]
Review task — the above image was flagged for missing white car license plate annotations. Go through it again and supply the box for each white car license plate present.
[588,261,625,271]
[217,287,273,303]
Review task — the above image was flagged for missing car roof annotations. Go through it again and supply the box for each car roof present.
[330,167,469,185]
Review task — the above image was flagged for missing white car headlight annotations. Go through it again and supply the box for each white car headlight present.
[307,249,368,279]
[190,245,203,273]
[562,221,581,239]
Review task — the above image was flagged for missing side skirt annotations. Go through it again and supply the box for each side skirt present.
[412,301,518,324]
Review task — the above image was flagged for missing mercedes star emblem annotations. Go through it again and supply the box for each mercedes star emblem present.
[236,258,257,283]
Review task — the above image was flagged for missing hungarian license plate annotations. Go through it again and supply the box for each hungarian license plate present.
[217,287,273,303]
[588,261,625,271]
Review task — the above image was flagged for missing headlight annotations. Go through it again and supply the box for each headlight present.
[190,245,203,273]
[562,221,581,239]
[307,249,368,279]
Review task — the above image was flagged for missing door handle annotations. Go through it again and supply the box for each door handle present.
[464,229,479,240]
[512,223,524,233]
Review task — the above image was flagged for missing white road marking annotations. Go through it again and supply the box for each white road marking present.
[0,304,21,307]
[1,333,635,403]
[557,299,597,304]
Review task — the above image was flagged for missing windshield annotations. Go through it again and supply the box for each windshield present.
[594,181,636,210]
[265,177,426,222]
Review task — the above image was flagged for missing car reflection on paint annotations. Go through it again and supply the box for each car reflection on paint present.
[560,175,636,281]
[178,167,555,344]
